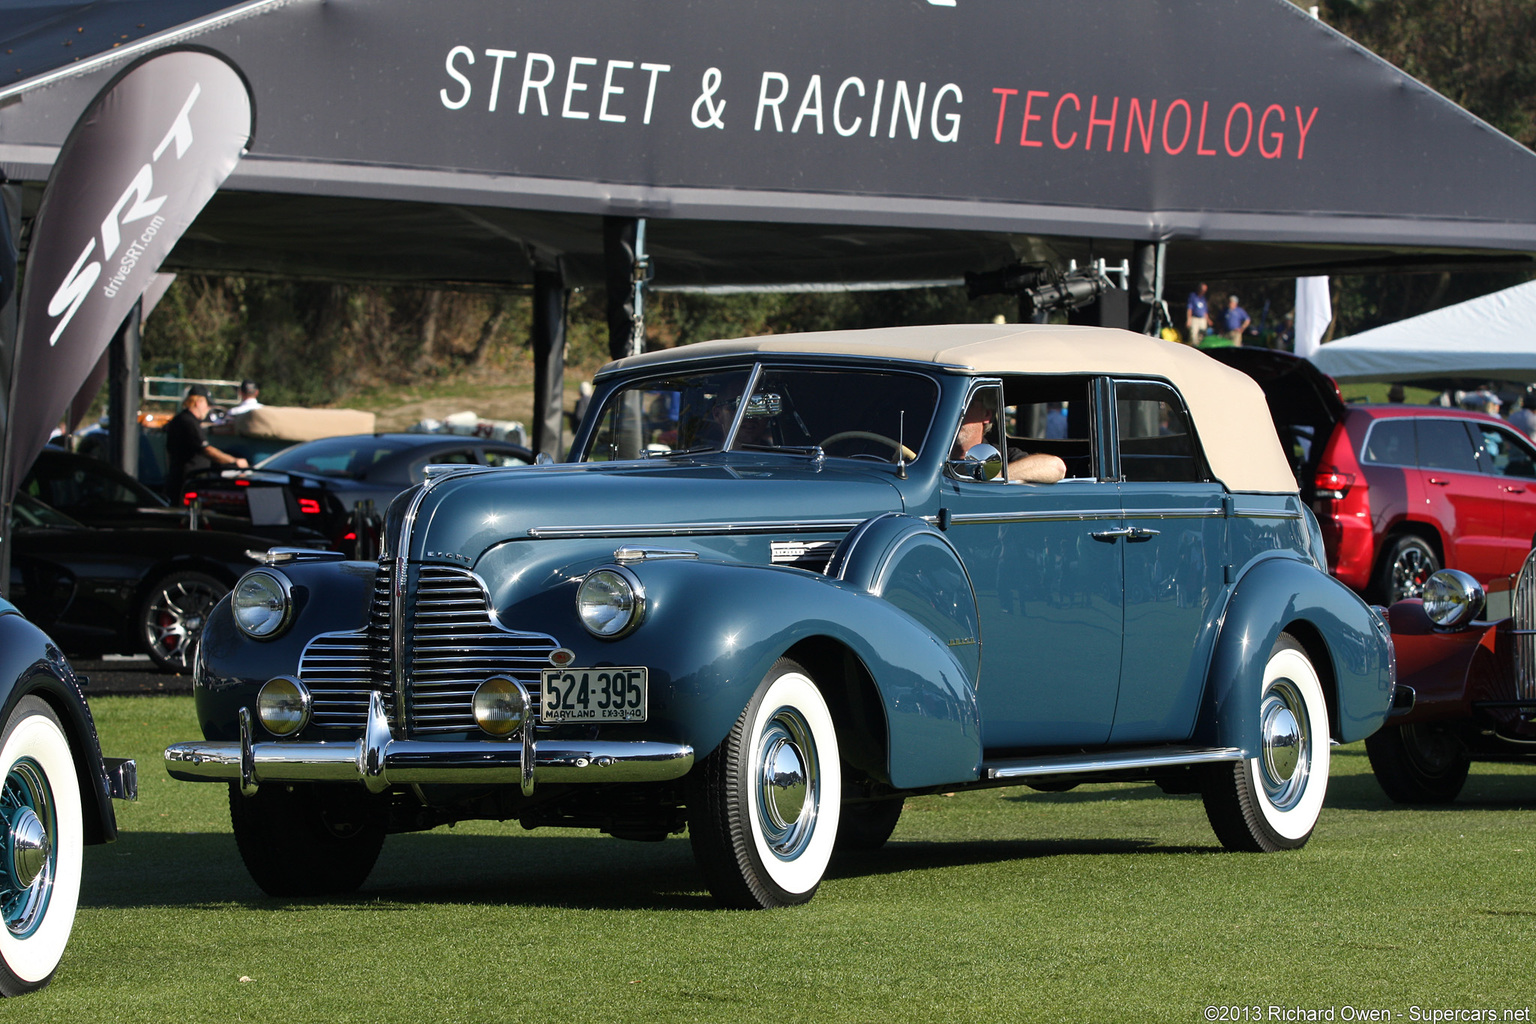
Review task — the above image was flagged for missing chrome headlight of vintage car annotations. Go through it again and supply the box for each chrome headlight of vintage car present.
[232,570,293,639]
[577,565,645,639]
[1422,569,1485,630]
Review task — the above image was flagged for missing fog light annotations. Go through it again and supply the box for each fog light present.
[473,676,529,737]
[256,676,311,736]
[1422,569,1484,630]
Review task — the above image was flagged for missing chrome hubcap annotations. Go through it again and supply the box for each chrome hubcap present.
[1,759,56,938]
[756,707,819,860]
[1259,680,1310,810]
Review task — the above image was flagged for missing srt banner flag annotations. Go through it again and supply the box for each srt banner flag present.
[5,47,253,498]
[1293,276,1332,359]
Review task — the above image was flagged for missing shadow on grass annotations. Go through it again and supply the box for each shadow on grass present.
[81,828,1212,912]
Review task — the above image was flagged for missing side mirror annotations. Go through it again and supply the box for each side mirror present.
[959,443,1003,481]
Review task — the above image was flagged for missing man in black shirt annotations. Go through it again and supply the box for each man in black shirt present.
[164,384,248,501]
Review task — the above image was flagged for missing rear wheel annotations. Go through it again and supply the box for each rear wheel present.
[689,658,842,908]
[139,570,227,673]
[229,783,388,897]
[1365,724,1470,804]
[1203,635,1330,852]
[0,698,82,996]
[837,797,904,852]
[1374,535,1440,604]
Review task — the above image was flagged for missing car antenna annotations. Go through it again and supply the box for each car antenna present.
[896,411,908,480]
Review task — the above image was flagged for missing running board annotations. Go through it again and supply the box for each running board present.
[983,745,1245,781]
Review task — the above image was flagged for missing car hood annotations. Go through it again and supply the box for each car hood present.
[402,458,908,563]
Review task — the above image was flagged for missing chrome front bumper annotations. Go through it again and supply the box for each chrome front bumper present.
[164,693,694,796]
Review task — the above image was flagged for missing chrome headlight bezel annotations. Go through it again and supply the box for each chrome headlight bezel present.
[256,676,312,736]
[1422,568,1485,630]
[576,565,646,639]
[232,569,294,640]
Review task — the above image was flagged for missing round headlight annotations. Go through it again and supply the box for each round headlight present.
[232,570,293,639]
[577,566,645,639]
[472,676,529,737]
[256,676,311,736]
[1422,569,1485,630]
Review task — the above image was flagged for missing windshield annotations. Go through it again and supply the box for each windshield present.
[580,365,939,463]
[259,437,414,478]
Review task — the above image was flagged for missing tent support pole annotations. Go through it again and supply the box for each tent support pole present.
[107,300,142,479]
[0,181,19,598]
[531,270,566,460]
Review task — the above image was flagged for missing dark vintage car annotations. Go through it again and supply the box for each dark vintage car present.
[1367,556,1536,803]
[10,494,292,672]
[181,433,534,556]
[166,325,1396,908]
[0,600,135,994]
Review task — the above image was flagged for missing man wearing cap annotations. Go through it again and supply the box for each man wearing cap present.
[164,384,248,502]
[228,379,262,415]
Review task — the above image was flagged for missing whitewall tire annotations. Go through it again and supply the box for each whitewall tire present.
[0,698,83,996]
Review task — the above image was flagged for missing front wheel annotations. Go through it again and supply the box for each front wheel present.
[229,783,388,897]
[1203,635,1331,852]
[1365,724,1470,804]
[139,570,227,673]
[0,697,83,996]
[688,658,842,908]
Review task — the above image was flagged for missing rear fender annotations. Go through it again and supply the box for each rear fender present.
[1198,555,1394,754]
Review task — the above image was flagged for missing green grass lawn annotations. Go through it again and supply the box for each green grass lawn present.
[14,696,1536,1023]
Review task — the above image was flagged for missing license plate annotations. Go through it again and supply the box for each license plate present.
[540,667,648,723]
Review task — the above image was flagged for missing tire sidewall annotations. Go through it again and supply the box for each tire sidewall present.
[739,667,841,900]
[1245,641,1330,843]
[0,698,83,991]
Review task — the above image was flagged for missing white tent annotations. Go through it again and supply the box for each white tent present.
[1309,280,1536,383]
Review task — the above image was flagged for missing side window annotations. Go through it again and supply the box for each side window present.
[1415,419,1479,472]
[1114,380,1206,483]
[1004,375,1095,480]
[1361,420,1415,466]
[1475,424,1536,478]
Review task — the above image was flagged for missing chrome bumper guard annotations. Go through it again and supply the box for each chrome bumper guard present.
[163,693,694,796]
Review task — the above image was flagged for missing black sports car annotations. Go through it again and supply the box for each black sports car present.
[181,432,533,555]
[9,493,292,672]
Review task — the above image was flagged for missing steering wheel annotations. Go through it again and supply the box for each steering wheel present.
[819,431,918,462]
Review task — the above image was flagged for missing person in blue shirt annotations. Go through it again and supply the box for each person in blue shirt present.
[1222,295,1251,345]
[1184,282,1209,345]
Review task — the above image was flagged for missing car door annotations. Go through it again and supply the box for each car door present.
[1468,421,1536,574]
[1414,417,1504,579]
[941,378,1124,751]
[1109,379,1228,744]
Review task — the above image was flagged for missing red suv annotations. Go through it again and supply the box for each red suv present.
[1212,349,1536,604]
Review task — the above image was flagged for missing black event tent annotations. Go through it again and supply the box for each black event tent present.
[3,0,1536,454]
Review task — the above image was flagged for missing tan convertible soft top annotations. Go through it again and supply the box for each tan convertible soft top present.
[599,323,1297,494]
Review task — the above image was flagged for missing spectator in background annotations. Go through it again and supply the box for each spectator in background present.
[1386,384,1406,404]
[1223,295,1251,345]
[165,385,248,502]
[1508,392,1536,440]
[228,380,262,415]
[1184,282,1209,345]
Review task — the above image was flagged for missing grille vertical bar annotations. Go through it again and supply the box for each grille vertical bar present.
[1517,550,1536,703]
[298,563,558,734]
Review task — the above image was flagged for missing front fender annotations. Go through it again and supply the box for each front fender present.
[1384,599,1499,724]
[194,559,380,740]
[1199,555,1394,755]
[598,558,981,789]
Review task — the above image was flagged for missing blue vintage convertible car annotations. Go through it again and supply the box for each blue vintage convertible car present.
[166,324,1395,907]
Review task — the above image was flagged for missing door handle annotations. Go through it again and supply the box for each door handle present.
[1426,477,1450,486]
[1091,527,1133,542]
[1505,485,1527,494]
[1127,526,1160,542]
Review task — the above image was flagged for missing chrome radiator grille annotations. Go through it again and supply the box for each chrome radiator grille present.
[298,562,558,735]
[1516,549,1536,703]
